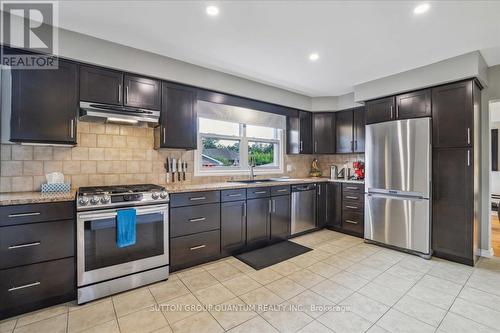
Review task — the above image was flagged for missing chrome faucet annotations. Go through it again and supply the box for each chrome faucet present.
[249,156,256,180]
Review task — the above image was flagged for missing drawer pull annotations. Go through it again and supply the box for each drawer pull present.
[8,281,40,292]
[8,212,41,218]
[188,217,206,222]
[276,189,288,192]
[345,196,359,200]
[345,205,359,209]
[189,196,206,201]
[8,242,41,250]
[228,194,242,197]
[345,187,359,190]
[254,191,267,194]
[189,245,206,251]
[345,219,359,225]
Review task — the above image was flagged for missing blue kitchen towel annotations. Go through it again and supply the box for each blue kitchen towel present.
[116,209,137,248]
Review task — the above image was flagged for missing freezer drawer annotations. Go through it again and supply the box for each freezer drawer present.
[365,193,430,255]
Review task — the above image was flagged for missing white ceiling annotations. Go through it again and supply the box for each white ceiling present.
[55,1,500,97]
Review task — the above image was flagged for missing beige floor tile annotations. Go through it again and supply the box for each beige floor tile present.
[341,292,389,322]
[288,290,335,319]
[345,262,384,280]
[269,261,302,276]
[321,255,356,269]
[170,312,223,333]
[181,271,219,292]
[316,243,344,254]
[266,277,306,300]
[14,314,67,333]
[67,297,111,312]
[261,307,313,332]
[415,275,463,296]
[247,268,283,285]
[15,304,68,327]
[206,262,245,282]
[395,256,434,274]
[287,269,325,289]
[149,278,191,303]
[458,285,500,310]
[118,307,168,333]
[366,325,391,333]
[357,282,405,306]
[358,256,395,271]
[450,297,500,330]
[68,299,116,333]
[377,309,435,333]
[228,259,256,274]
[329,271,370,291]
[310,279,354,303]
[151,326,173,333]
[307,250,332,261]
[79,320,120,333]
[176,266,206,279]
[222,275,262,296]
[406,284,456,310]
[438,312,497,333]
[113,287,156,317]
[317,309,373,333]
[0,318,17,333]
[194,283,236,305]
[289,254,319,268]
[385,264,425,283]
[307,262,341,278]
[394,295,446,327]
[161,293,204,324]
[227,316,278,333]
[337,250,369,263]
[209,297,257,330]
[372,272,415,293]
[297,321,333,333]
[239,287,284,311]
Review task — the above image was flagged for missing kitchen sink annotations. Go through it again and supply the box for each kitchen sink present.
[228,179,274,184]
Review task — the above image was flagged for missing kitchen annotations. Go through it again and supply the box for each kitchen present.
[1,1,500,333]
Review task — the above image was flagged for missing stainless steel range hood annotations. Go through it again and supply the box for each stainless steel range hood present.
[79,102,160,126]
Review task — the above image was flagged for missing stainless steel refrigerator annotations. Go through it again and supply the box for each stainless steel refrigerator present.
[364,117,431,257]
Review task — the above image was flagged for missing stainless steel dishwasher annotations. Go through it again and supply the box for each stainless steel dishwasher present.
[291,183,317,236]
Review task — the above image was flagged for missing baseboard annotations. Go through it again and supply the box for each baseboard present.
[480,248,494,258]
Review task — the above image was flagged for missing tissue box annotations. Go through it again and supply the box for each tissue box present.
[41,183,71,193]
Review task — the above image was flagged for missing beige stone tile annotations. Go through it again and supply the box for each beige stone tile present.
[265,277,306,300]
[104,174,120,185]
[228,259,255,274]
[328,271,369,291]
[308,249,332,261]
[112,287,156,317]
[134,127,147,137]
[161,293,204,324]
[1,161,23,176]
[126,160,141,173]
[79,133,97,147]
[247,268,283,285]
[13,314,66,333]
[239,287,284,311]
[209,297,257,330]
[79,320,119,333]
[80,161,97,174]
[227,316,278,333]
[450,297,500,330]
[1,145,11,160]
[205,262,244,282]
[406,284,456,310]
[345,262,384,280]
[307,261,341,278]
[97,135,113,148]
[194,284,236,305]
[222,275,262,296]
[43,160,63,173]
[53,147,72,160]
[438,312,497,333]
[317,309,373,333]
[261,306,313,332]
[342,292,389,322]
[104,148,120,161]
[269,261,302,276]
[394,294,446,327]
[119,149,133,160]
[63,160,81,175]
[132,149,146,160]
[311,279,354,304]
[88,148,105,160]
[0,177,11,193]
[112,135,127,148]
[11,177,33,192]
[120,126,134,136]
[428,261,473,285]
[33,146,53,160]
[16,304,68,327]
[71,174,89,188]
[22,161,43,176]
[170,312,223,333]
[71,147,89,160]
[297,321,333,333]
[78,121,90,133]
[385,264,424,283]
[458,285,500,311]
[357,281,406,307]
[67,299,116,333]
[289,253,319,268]
[288,290,335,319]
[372,272,415,293]
[89,123,105,134]
[152,326,173,333]
[118,307,168,333]
[105,124,120,135]
[149,278,191,303]
[377,309,435,333]
[0,318,17,333]
[415,275,462,296]
[11,146,33,160]
[181,271,219,292]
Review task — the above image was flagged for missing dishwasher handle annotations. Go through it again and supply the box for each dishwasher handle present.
[291,183,317,192]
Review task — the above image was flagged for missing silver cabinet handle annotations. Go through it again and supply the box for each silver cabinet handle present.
[318,185,321,196]
[467,150,471,167]
[9,281,40,292]
[467,128,471,145]
[8,212,40,218]
[345,196,358,200]
[8,242,41,250]
[345,205,359,209]
[272,199,276,213]
[396,105,399,118]
[254,191,267,195]
[268,199,272,214]
[276,189,288,193]
[314,141,317,153]
[300,141,303,152]
[351,140,354,151]
[354,140,358,151]
[345,186,359,190]
[228,193,242,197]
[163,127,166,144]
[390,105,393,118]
[70,119,74,139]
[188,217,206,222]
[126,86,129,103]
[118,84,122,103]
[345,220,358,225]
[190,245,206,251]
[189,196,206,201]
[242,202,247,217]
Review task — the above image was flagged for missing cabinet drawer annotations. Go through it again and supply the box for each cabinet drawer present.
[342,183,364,193]
[0,258,75,316]
[271,185,290,196]
[221,189,247,202]
[170,203,220,237]
[170,191,220,208]
[0,220,74,269]
[342,200,364,213]
[247,187,271,199]
[0,202,75,227]
[170,230,220,270]
[342,191,364,203]
[342,211,364,234]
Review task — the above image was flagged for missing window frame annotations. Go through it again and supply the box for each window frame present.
[195,118,284,176]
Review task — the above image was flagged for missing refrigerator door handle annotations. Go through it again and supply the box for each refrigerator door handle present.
[366,192,427,201]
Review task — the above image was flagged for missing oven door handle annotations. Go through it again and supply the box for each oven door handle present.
[78,204,169,220]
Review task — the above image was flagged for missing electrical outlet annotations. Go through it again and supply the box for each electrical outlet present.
[286,164,293,172]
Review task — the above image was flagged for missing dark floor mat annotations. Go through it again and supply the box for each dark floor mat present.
[235,241,312,270]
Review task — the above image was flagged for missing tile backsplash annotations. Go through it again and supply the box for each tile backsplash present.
[0,121,363,193]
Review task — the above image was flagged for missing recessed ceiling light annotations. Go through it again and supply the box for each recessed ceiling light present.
[206,5,219,16]
[414,3,430,14]
[309,53,319,61]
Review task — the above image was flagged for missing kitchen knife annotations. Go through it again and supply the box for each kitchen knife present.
[183,162,187,181]
[172,158,176,183]
[165,157,170,183]
[178,159,182,181]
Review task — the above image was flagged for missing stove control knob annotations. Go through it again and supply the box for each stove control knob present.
[90,196,100,205]
[160,191,168,199]
[79,196,89,206]
[101,195,111,204]
[151,192,160,200]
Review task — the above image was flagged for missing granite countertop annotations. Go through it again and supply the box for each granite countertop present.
[328,178,365,184]
[0,190,77,206]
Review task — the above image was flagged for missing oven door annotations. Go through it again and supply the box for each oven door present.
[77,204,168,287]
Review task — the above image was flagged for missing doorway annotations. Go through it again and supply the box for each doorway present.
[489,100,500,256]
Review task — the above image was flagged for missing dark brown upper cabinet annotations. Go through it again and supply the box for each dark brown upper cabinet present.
[353,107,366,153]
[396,89,431,119]
[365,96,395,124]
[10,60,78,144]
[124,74,161,110]
[432,80,473,148]
[80,66,123,105]
[286,111,313,154]
[335,107,365,154]
[313,113,336,154]
[157,82,197,149]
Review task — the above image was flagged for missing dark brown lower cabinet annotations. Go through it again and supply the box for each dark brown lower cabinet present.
[270,195,290,242]
[221,200,247,255]
[170,230,221,271]
[246,198,271,249]
[324,183,342,229]
[432,148,475,265]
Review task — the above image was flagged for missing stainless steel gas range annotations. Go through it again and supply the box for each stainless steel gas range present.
[76,184,169,304]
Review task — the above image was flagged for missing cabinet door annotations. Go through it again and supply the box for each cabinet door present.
[432,81,473,148]
[221,201,246,255]
[124,75,161,110]
[299,111,313,154]
[313,113,335,154]
[160,83,197,149]
[396,89,431,119]
[270,195,290,242]
[11,60,78,144]
[286,114,300,154]
[327,183,342,229]
[432,148,473,264]
[365,96,395,124]
[335,110,353,153]
[353,107,365,153]
[80,66,123,105]
[316,183,327,228]
[246,198,270,249]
